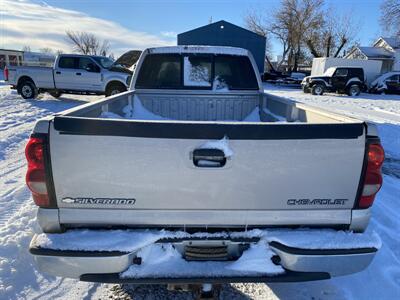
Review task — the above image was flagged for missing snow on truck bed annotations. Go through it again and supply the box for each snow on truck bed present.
[100,95,265,122]
[34,228,381,253]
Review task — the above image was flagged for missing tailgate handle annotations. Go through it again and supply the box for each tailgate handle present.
[76,72,82,76]
[192,148,226,168]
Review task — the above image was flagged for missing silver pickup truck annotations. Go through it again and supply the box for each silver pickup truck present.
[27,46,384,285]
[4,54,132,99]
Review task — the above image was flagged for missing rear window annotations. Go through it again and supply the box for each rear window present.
[136,54,181,89]
[183,55,212,87]
[135,53,258,90]
[214,55,258,90]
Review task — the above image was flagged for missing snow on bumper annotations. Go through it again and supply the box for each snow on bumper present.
[29,229,380,282]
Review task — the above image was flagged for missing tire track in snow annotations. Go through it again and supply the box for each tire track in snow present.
[0,86,99,299]
[0,87,90,229]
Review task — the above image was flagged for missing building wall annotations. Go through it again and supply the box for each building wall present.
[178,21,266,73]
[346,49,367,60]
[0,50,23,69]
[393,50,400,71]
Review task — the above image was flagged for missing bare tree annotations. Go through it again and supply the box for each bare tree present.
[380,0,400,37]
[22,45,31,52]
[39,47,54,54]
[245,0,361,71]
[66,30,111,56]
[306,11,358,58]
[245,11,273,60]
[245,0,324,71]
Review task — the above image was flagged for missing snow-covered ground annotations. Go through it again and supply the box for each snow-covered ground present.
[0,84,399,299]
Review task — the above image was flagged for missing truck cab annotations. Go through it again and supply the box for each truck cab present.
[302,67,366,96]
[53,54,131,95]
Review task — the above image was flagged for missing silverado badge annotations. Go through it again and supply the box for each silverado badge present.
[61,197,136,205]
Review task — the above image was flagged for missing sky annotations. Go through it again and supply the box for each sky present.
[0,0,386,59]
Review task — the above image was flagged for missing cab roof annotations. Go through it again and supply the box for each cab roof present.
[146,46,250,56]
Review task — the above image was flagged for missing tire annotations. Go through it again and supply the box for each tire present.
[347,84,361,96]
[105,82,126,97]
[19,80,38,99]
[311,84,325,95]
[302,85,311,93]
[49,90,62,98]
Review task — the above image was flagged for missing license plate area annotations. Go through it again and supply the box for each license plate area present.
[169,240,251,261]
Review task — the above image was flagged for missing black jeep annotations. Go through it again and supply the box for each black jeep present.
[301,67,366,96]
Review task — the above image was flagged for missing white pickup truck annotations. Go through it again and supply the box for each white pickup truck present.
[27,46,384,285]
[4,54,132,99]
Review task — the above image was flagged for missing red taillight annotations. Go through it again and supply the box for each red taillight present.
[367,144,385,168]
[4,67,9,81]
[25,137,49,207]
[359,143,384,208]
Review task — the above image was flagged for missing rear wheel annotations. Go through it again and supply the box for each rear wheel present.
[19,81,38,99]
[49,90,62,98]
[105,82,126,97]
[311,84,325,95]
[347,84,361,96]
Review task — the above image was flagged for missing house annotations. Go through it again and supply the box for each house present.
[0,49,23,69]
[0,49,55,69]
[345,37,400,73]
[177,20,266,73]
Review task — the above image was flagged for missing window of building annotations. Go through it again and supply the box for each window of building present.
[0,55,6,69]
[9,55,18,66]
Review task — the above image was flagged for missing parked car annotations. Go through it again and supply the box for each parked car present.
[301,67,367,96]
[262,70,288,82]
[4,54,132,99]
[369,72,400,94]
[27,46,383,284]
[263,71,307,86]
[280,72,307,85]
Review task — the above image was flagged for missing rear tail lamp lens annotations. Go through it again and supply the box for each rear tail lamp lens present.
[367,144,385,168]
[359,143,384,208]
[25,137,50,207]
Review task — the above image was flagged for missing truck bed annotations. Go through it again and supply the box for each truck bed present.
[34,90,369,232]
[57,89,358,123]
[7,66,55,89]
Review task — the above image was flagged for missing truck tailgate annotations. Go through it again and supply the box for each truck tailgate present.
[49,118,366,227]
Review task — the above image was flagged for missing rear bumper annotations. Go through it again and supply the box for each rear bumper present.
[29,233,377,283]
[80,271,330,284]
